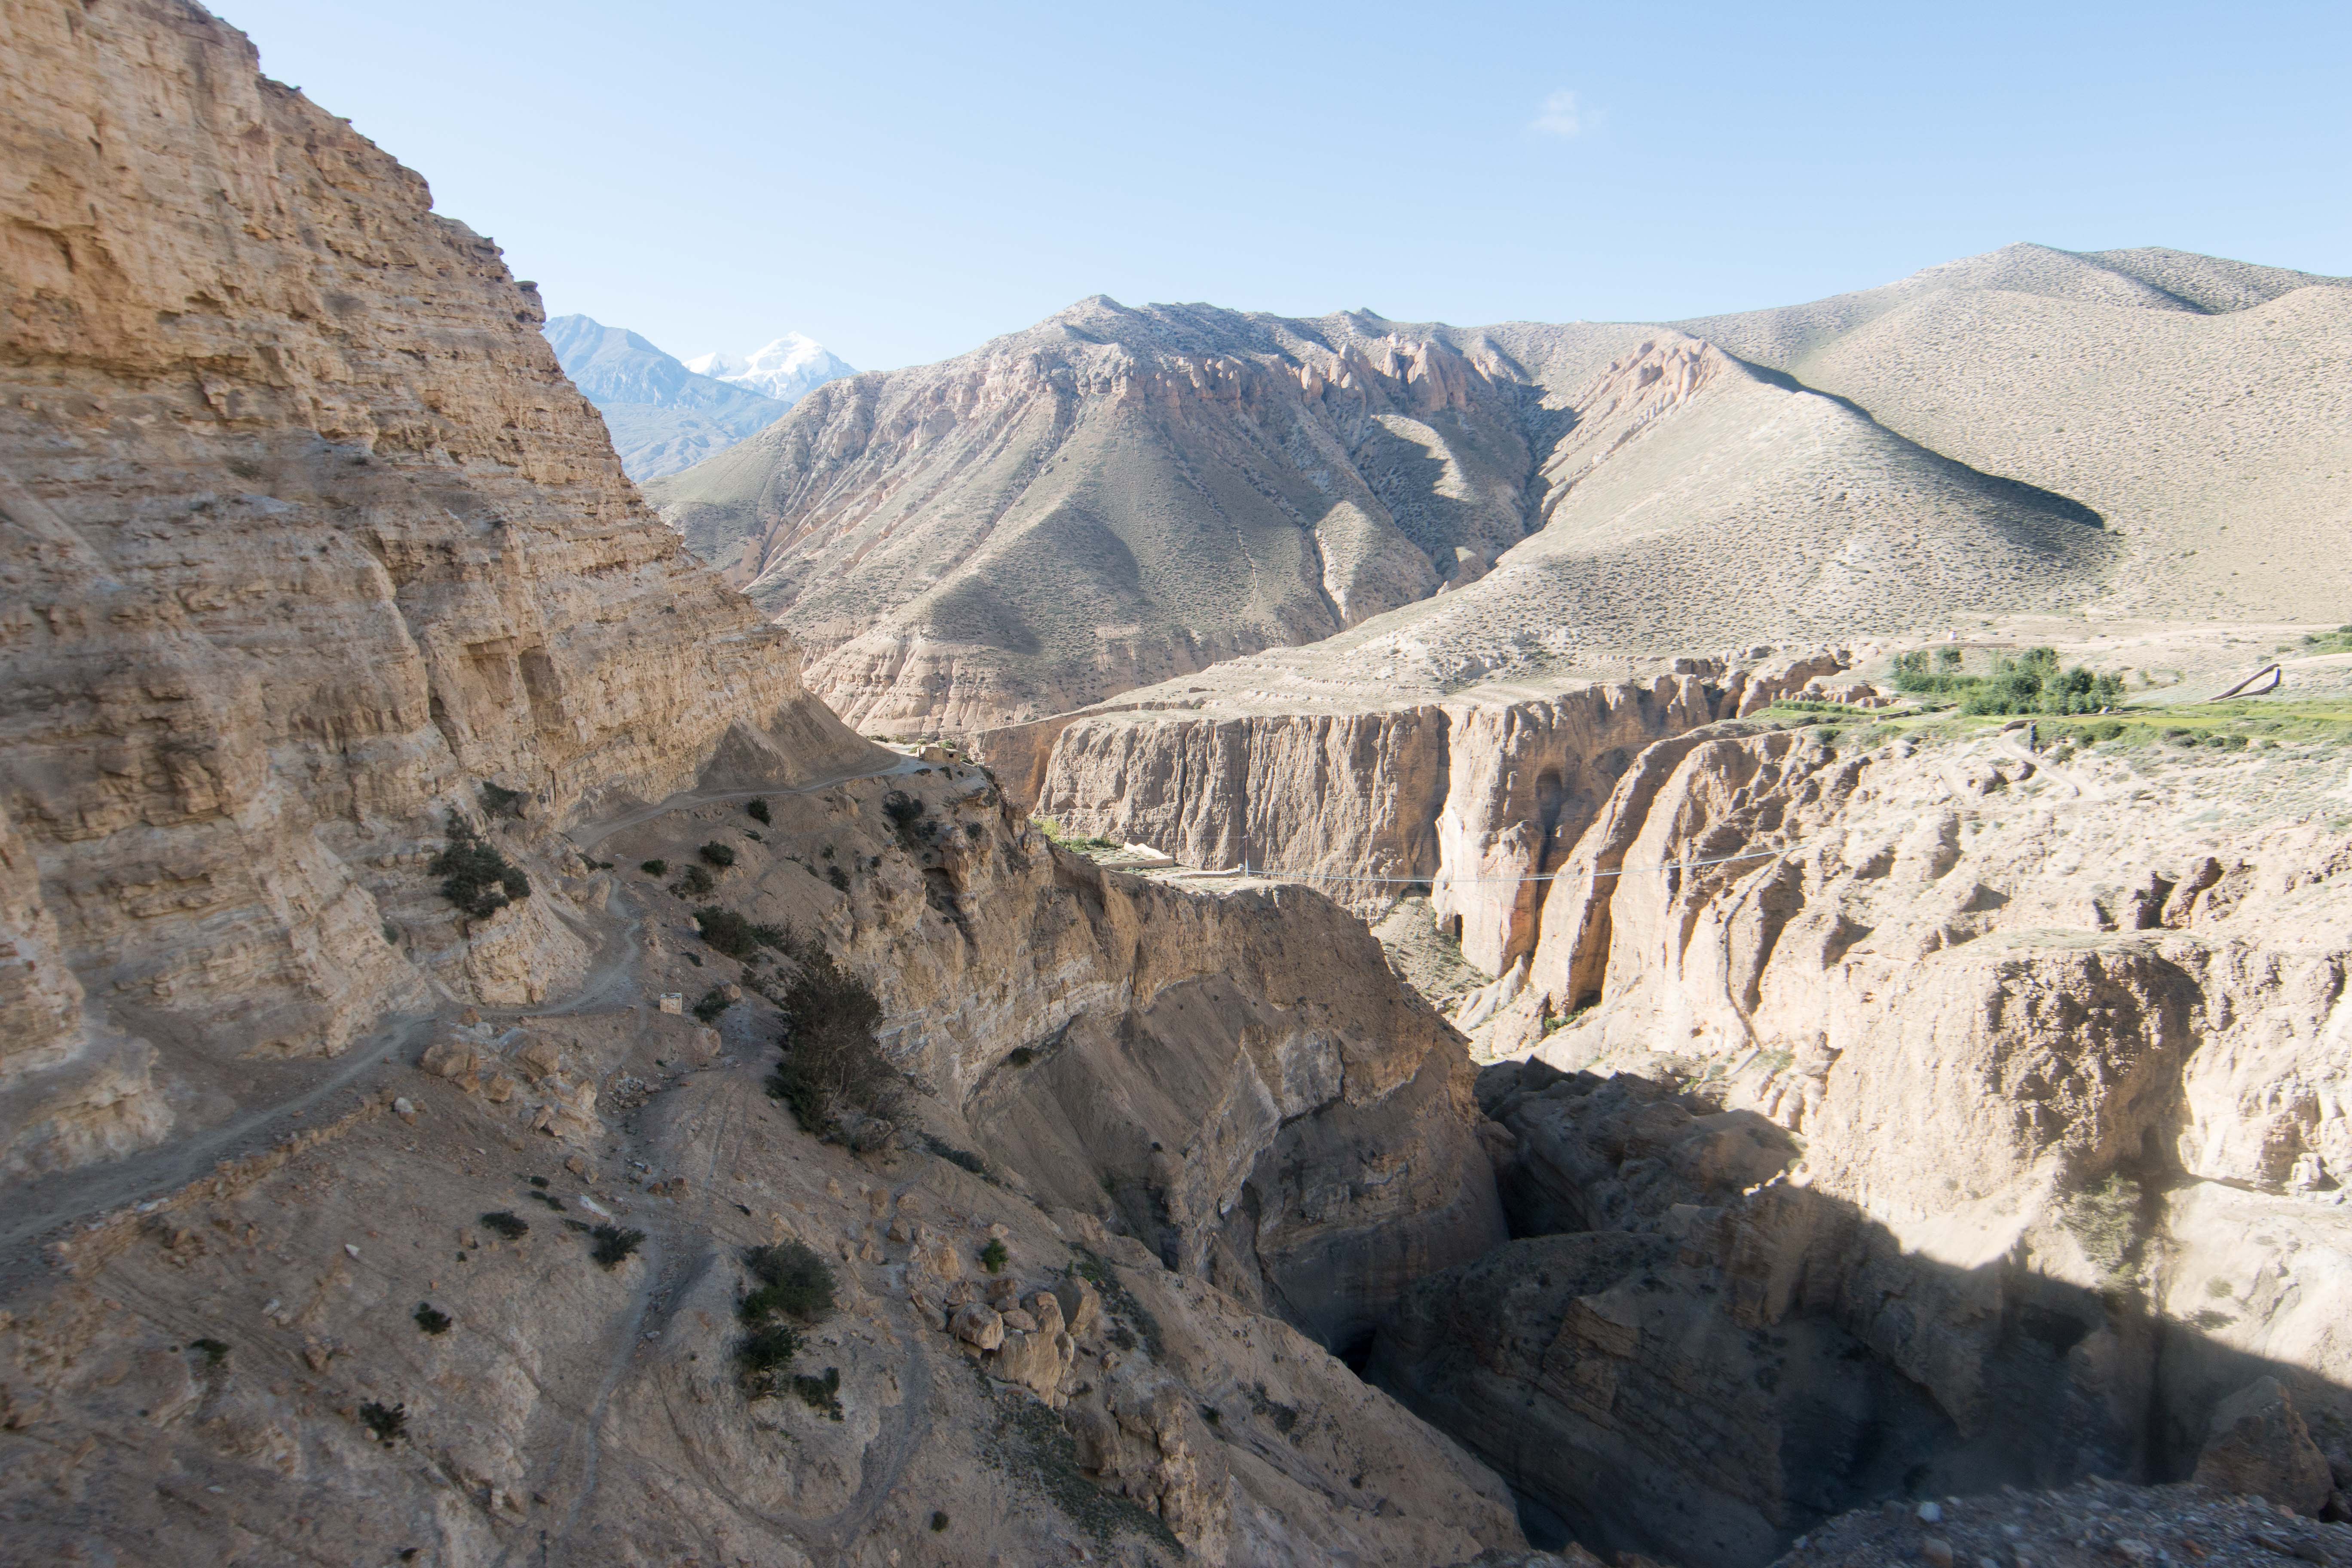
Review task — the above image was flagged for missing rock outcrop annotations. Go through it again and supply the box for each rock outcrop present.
[1363,713,2352,1562]
[997,652,1846,974]
[598,763,1508,1353]
[0,750,1527,1568]
[0,0,876,1173]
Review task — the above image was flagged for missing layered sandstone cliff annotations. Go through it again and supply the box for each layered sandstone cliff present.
[0,0,876,1175]
[0,8,1541,1563]
[994,652,1847,973]
[1364,714,2352,1563]
[0,742,1526,1568]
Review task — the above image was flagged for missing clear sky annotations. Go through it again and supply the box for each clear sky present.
[220,0,2351,372]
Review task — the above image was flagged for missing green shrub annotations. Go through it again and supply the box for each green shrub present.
[190,1337,230,1366]
[931,1512,950,1533]
[2300,625,2352,655]
[735,1320,802,1399]
[1890,646,2125,716]
[2061,1173,2144,1282]
[640,859,668,877]
[746,798,771,824]
[589,1225,644,1270]
[694,906,791,961]
[359,1400,407,1446]
[766,940,902,1142]
[430,814,531,918]
[480,1211,529,1240]
[979,1239,1008,1274]
[882,790,928,848]
[675,864,715,897]
[1034,815,1120,854]
[699,841,737,868]
[413,1302,452,1335]
[692,988,734,1023]
[923,1135,987,1176]
[827,865,851,893]
[741,1242,837,1323]
[793,1366,844,1420]
[381,921,400,945]
[479,781,527,819]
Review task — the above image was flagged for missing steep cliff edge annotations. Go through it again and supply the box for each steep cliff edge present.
[0,10,1537,1564]
[1367,713,2352,1563]
[0,0,877,1175]
[990,651,1849,976]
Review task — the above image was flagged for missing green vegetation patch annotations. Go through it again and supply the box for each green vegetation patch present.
[431,813,531,919]
[358,1400,407,1446]
[1892,646,2124,716]
[2059,1173,2144,1284]
[762,936,903,1143]
[1032,815,1120,854]
[792,1366,844,1420]
[735,1241,837,1402]
[1070,1248,1166,1361]
[2297,624,2352,656]
[694,906,792,961]
[741,1241,837,1323]
[588,1225,644,1270]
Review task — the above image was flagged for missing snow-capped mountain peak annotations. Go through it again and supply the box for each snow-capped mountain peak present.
[686,333,855,402]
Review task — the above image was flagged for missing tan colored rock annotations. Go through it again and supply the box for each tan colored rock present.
[1053,1276,1103,1341]
[2192,1376,2335,1516]
[0,0,879,1175]
[950,1302,1004,1351]
[988,1326,1070,1406]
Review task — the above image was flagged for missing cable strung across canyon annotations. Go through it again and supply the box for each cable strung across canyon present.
[1157,840,1808,885]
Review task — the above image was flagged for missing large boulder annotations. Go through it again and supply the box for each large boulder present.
[2192,1377,2335,1516]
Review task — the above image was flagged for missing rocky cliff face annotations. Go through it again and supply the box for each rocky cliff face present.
[0,746,1525,1568]
[0,0,876,1176]
[1363,715,2352,1563]
[0,12,1544,1563]
[1000,653,1846,974]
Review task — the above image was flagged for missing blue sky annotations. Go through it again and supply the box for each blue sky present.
[223,0,2350,371]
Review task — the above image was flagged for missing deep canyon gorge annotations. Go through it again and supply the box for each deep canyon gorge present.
[5,4,2352,1567]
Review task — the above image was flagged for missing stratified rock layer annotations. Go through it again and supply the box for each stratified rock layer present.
[1372,718,2352,1564]
[0,0,874,1173]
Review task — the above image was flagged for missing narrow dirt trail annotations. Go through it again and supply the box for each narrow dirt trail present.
[0,756,919,1283]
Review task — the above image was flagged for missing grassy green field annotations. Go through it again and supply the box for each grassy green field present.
[1757,697,2352,753]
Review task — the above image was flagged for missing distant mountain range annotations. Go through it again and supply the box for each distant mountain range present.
[643,244,2352,736]
[541,315,854,481]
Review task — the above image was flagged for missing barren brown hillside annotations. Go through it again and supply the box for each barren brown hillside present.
[655,245,2348,738]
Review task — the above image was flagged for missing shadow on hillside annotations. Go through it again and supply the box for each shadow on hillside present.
[1719,352,2108,533]
[1363,1065,2349,1568]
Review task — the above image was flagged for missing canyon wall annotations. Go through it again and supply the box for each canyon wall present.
[1004,653,1845,974]
[0,0,876,1175]
[1368,717,2352,1563]
[591,765,1510,1351]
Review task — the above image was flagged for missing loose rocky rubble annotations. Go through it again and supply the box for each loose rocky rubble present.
[1779,1480,2352,1568]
